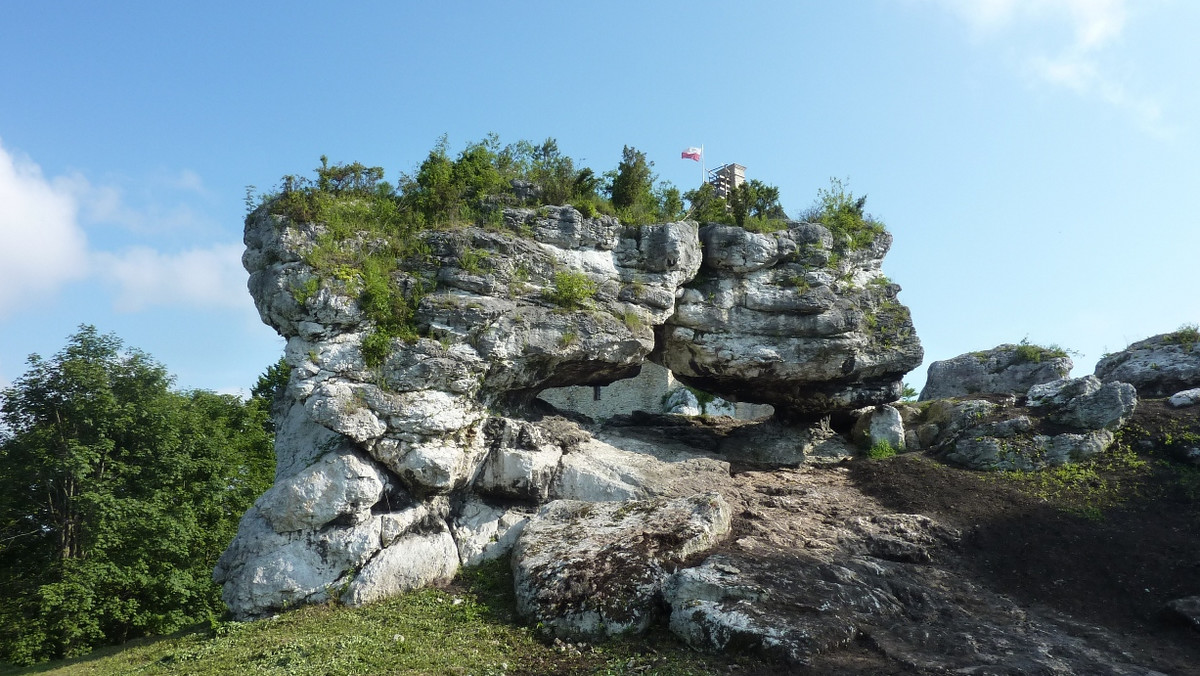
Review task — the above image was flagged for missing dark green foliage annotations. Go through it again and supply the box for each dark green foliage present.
[728,179,787,230]
[657,183,684,221]
[0,327,275,665]
[868,439,898,459]
[682,182,730,224]
[250,357,291,407]
[609,146,655,211]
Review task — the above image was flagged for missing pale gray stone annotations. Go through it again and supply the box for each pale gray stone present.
[450,498,532,567]
[512,493,732,640]
[851,404,905,451]
[920,344,1072,401]
[256,449,386,533]
[656,222,922,420]
[1095,332,1200,396]
[474,418,563,501]
[343,527,459,606]
[213,507,381,619]
[1168,387,1200,408]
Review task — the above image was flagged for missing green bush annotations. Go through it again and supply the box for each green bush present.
[545,270,597,309]
[0,328,275,664]
[798,177,885,251]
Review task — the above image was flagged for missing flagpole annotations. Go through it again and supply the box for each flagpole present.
[701,144,706,187]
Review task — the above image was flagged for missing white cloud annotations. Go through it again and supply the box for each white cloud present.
[91,244,249,312]
[0,140,89,317]
[926,0,1167,135]
[933,0,1126,43]
[0,140,249,317]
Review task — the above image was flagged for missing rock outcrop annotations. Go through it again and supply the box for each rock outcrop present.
[220,201,924,619]
[656,224,923,420]
[1095,330,1200,397]
[919,343,1072,401]
[901,376,1138,471]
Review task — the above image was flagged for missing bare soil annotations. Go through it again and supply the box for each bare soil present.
[842,400,1200,675]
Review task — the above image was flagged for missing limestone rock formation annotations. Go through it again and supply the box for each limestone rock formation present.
[655,223,923,420]
[531,421,1163,673]
[919,343,1072,401]
[903,376,1138,471]
[511,493,732,639]
[1095,330,1200,397]
[223,197,929,619]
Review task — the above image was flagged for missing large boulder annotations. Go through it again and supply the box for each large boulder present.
[656,223,923,420]
[511,493,732,639]
[919,343,1072,401]
[1095,329,1200,397]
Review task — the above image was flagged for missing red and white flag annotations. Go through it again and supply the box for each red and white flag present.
[681,147,702,162]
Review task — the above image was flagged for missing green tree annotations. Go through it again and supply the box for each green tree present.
[0,327,275,664]
[728,178,786,228]
[682,182,731,224]
[609,145,655,211]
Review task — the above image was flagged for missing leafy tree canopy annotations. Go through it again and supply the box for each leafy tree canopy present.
[0,326,275,665]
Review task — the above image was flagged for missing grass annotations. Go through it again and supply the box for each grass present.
[1165,323,1200,351]
[998,444,1148,519]
[0,559,770,676]
[1011,338,1070,365]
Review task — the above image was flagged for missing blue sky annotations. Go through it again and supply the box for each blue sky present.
[1,0,1197,396]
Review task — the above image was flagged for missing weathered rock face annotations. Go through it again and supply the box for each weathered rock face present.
[919,344,1072,401]
[656,223,923,420]
[225,201,923,619]
[535,424,1164,673]
[903,376,1138,471]
[511,493,731,639]
[850,404,905,451]
[1095,331,1200,397]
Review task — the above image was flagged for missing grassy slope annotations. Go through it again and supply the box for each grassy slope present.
[0,560,770,676]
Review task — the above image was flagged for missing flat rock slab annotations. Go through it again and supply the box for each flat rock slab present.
[511,492,732,639]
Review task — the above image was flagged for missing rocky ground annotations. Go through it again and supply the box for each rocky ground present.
[577,399,1200,675]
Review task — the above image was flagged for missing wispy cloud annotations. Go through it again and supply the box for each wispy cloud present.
[56,171,209,235]
[926,0,1168,136]
[0,140,248,317]
[0,140,89,317]
[91,244,249,312]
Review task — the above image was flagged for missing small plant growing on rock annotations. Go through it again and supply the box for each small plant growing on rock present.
[1165,323,1200,351]
[458,247,491,275]
[621,308,643,330]
[867,439,898,459]
[798,177,885,252]
[1012,338,1070,364]
[545,271,597,309]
